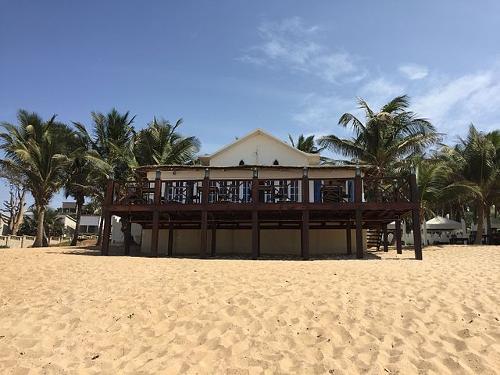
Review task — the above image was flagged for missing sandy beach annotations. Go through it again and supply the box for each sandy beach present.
[0,246,499,374]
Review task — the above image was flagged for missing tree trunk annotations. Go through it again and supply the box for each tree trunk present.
[11,189,26,235]
[486,204,492,245]
[33,205,45,247]
[70,197,84,246]
[474,201,484,245]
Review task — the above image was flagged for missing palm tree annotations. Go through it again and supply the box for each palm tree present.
[65,123,110,246]
[134,118,200,165]
[0,110,71,247]
[288,134,324,154]
[318,95,440,177]
[440,125,498,244]
[76,109,136,245]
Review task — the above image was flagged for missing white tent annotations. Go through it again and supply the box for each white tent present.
[425,216,462,231]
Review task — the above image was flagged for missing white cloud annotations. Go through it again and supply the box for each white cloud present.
[413,67,500,135]
[358,78,405,105]
[241,17,364,84]
[399,64,429,80]
[292,93,355,131]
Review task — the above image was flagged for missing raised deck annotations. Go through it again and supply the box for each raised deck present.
[100,170,422,259]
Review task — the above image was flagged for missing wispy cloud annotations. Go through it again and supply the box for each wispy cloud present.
[240,17,365,84]
[358,78,405,106]
[413,69,500,134]
[399,63,429,80]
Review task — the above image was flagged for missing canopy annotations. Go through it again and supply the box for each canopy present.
[425,216,462,230]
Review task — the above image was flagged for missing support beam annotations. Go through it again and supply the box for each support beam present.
[123,217,131,256]
[101,211,112,256]
[346,221,352,255]
[409,173,423,260]
[211,221,217,257]
[251,171,260,259]
[168,221,174,257]
[200,211,208,258]
[395,218,402,254]
[301,210,309,260]
[355,209,363,259]
[151,211,159,257]
[200,173,209,258]
[383,224,388,252]
[252,210,259,259]
[354,172,364,259]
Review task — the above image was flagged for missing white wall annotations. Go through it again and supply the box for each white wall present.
[210,132,312,167]
[110,216,142,244]
[140,227,366,256]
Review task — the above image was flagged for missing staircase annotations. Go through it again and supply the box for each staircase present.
[367,228,382,250]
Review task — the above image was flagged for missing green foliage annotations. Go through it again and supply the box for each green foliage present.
[288,134,324,154]
[318,95,440,176]
[134,118,200,165]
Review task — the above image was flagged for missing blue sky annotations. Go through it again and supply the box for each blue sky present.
[1,0,500,207]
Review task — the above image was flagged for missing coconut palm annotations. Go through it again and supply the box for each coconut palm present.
[439,125,498,244]
[0,110,71,247]
[64,123,110,246]
[318,95,440,177]
[134,118,200,166]
[288,134,324,154]
[75,109,136,245]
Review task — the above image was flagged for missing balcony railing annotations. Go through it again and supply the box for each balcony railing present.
[108,175,416,207]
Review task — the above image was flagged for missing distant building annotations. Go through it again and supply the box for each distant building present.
[61,202,77,214]
[0,214,10,235]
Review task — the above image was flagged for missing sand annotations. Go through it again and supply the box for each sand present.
[0,245,499,374]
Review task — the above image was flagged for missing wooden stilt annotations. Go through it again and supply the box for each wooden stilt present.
[252,210,259,259]
[355,209,363,259]
[251,171,260,259]
[301,210,310,260]
[200,211,208,258]
[151,211,159,257]
[383,224,389,252]
[123,217,131,255]
[101,211,112,256]
[211,221,216,257]
[346,221,352,255]
[395,218,402,254]
[354,172,363,259]
[409,173,423,260]
[168,221,173,257]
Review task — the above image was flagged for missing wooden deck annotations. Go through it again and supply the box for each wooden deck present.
[101,171,422,259]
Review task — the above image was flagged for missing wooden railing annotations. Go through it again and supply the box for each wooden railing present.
[108,175,414,207]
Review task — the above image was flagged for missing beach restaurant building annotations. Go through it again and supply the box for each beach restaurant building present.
[101,129,423,259]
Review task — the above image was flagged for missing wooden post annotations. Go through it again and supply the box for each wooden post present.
[301,210,310,260]
[383,224,388,252]
[251,171,260,259]
[151,177,161,257]
[354,172,363,259]
[124,217,131,256]
[211,221,217,257]
[346,221,352,255]
[151,211,159,257]
[200,173,209,258]
[301,171,309,259]
[101,212,112,256]
[409,173,423,260]
[168,221,174,257]
[101,179,114,256]
[395,217,402,254]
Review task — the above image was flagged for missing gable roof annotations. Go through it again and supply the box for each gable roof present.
[198,128,320,165]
